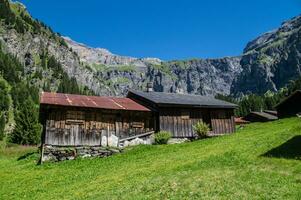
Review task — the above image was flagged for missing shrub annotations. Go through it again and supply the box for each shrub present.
[193,121,210,138]
[154,131,171,145]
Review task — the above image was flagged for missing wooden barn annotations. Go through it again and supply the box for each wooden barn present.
[275,90,301,118]
[39,92,154,147]
[127,90,237,137]
[243,111,278,122]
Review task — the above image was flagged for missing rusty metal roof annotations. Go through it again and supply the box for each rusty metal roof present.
[234,117,249,124]
[40,92,150,111]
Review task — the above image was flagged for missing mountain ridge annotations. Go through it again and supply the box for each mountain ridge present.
[231,15,301,95]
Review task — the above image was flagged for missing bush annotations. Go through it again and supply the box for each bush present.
[193,121,210,138]
[154,131,171,145]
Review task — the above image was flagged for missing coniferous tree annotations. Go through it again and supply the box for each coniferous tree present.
[0,113,5,140]
[0,77,11,140]
[10,97,41,145]
[0,76,11,111]
[263,91,279,110]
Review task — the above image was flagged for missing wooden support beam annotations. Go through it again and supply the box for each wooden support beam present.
[119,131,154,142]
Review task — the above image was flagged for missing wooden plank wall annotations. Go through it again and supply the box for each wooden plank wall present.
[159,108,202,138]
[208,109,235,135]
[44,107,154,146]
[159,107,235,137]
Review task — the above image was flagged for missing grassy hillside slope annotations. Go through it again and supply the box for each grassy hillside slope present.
[0,118,301,199]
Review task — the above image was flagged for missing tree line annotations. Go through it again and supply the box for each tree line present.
[216,78,301,117]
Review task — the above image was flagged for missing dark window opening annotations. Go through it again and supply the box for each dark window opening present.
[181,110,190,120]
[202,110,212,130]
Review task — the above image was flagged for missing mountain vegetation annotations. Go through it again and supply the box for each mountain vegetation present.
[0,0,93,144]
[217,76,301,116]
[0,41,92,144]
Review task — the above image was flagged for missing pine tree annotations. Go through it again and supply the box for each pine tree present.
[10,97,41,145]
[0,76,11,111]
[0,77,11,140]
[0,112,5,140]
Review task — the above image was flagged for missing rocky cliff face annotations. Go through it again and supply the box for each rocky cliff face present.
[231,15,301,96]
[63,36,161,67]
[150,57,242,95]
[64,36,242,96]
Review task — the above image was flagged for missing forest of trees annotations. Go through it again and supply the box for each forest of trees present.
[216,77,301,117]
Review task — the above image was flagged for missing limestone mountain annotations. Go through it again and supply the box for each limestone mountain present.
[64,35,242,96]
[63,36,161,67]
[231,15,301,96]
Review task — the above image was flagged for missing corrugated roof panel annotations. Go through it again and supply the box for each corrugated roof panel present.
[249,111,278,120]
[128,90,237,108]
[40,92,150,111]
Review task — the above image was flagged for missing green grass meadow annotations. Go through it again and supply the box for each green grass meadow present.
[1,118,301,199]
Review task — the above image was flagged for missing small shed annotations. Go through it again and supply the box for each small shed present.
[39,92,154,147]
[243,111,278,122]
[127,90,237,137]
[275,90,301,118]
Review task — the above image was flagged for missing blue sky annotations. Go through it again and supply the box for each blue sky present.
[19,0,300,60]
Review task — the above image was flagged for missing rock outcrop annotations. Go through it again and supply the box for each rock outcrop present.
[64,36,242,96]
[231,15,301,96]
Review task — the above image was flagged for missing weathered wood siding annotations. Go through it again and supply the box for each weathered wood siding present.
[159,107,235,137]
[276,92,301,118]
[210,109,235,135]
[42,107,153,146]
[159,108,201,138]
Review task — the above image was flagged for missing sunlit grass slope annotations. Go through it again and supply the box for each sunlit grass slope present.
[0,118,301,199]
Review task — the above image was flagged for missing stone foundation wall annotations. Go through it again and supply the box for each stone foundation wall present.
[42,145,122,162]
[41,134,192,162]
[41,132,155,162]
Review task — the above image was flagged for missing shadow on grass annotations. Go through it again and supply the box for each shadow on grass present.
[17,152,36,161]
[262,136,301,160]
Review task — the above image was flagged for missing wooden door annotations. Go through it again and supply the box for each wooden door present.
[70,124,79,145]
[202,110,212,129]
